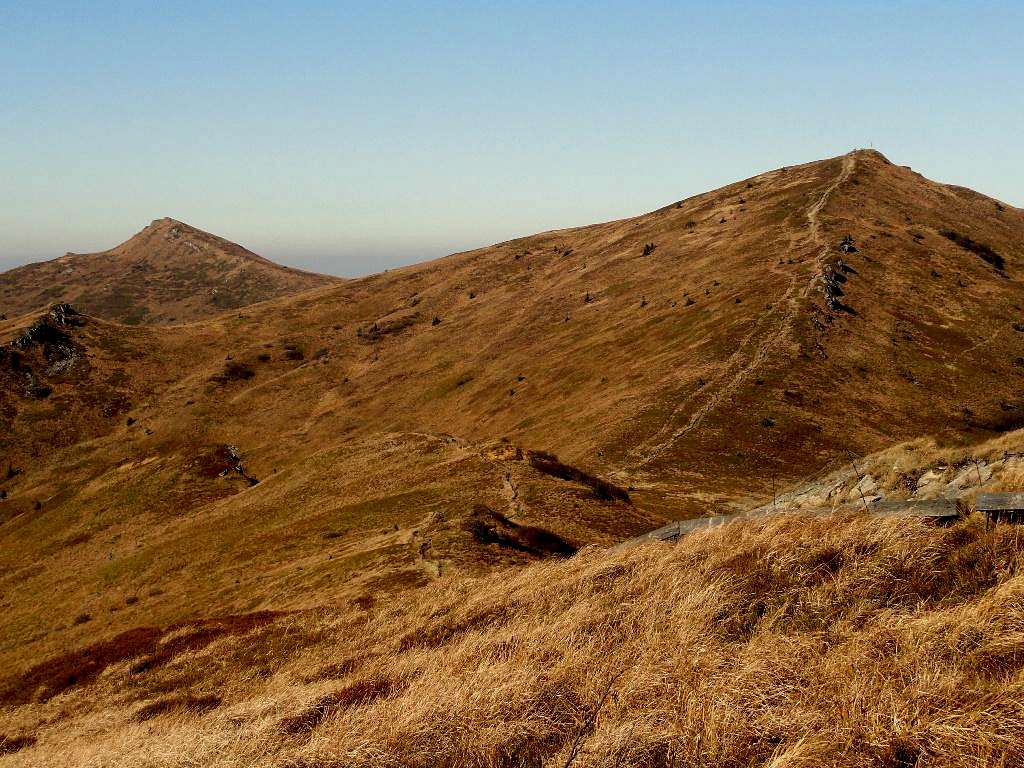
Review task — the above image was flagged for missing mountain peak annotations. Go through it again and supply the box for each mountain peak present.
[848,148,892,164]
[0,220,338,325]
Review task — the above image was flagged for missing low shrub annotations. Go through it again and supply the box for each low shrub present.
[940,229,1005,270]
[528,454,631,503]
[213,361,255,382]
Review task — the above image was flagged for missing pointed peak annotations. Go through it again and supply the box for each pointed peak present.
[848,148,893,164]
[116,218,231,253]
[143,217,197,236]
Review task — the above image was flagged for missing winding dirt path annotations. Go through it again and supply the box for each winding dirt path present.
[622,153,857,473]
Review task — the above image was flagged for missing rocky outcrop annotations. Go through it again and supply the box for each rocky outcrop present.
[816,238,860,314]
[2,304,85,398]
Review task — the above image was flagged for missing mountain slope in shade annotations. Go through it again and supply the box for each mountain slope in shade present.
[1,149,1024,712]
[0,218,338,325]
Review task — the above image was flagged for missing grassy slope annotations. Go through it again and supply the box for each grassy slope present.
[2,512,1023,766]
[2,150,1024,763]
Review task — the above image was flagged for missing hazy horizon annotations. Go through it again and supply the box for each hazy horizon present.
[2,2,1021,277]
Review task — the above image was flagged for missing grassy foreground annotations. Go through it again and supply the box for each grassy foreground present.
[3,512,1024,767]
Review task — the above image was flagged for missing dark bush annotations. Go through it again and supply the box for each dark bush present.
[0,734,36,755]
[940,229,1005,270]
[28,384,52,398]
[642,243,656,256]
[464,505,576,558]
[528,454,630,503]
[214,361,255,382]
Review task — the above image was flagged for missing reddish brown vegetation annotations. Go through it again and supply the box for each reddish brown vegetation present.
[0,612,281,705]
[0,626,162,705]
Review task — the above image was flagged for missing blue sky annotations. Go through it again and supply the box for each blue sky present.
[1,1,1021,275]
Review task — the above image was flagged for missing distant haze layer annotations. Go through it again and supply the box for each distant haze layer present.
[2,3,1021,276]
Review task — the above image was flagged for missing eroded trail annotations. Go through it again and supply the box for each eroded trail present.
[622,153,857,474]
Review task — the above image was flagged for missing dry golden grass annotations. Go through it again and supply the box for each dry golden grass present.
[4,512,1024,766]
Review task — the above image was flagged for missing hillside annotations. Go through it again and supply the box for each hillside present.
[0,218,338,325]
[2,149,1024,763]
[2,512,1023,766]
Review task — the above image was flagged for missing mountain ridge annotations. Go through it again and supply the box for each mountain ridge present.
[1,150,1024,763]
